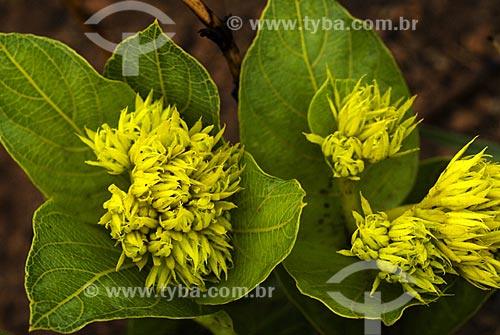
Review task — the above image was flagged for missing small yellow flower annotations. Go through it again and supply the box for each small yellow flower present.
[305,132,364,179]
[305,77,420,180]
[81,93,244,290]
[339,196,450,302]
[416,140,500,289]
[340,140,500,301]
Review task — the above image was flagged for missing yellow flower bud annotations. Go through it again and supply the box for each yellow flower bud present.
[81,92,244,290]
[340,140,500,300]
[305,77,420,179]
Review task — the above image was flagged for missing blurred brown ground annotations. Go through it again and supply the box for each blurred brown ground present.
[0,0,499,334]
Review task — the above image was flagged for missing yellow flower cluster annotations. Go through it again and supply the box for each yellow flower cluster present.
[305,78,419,180]
[80,93,244,289]
[340,141,500,301]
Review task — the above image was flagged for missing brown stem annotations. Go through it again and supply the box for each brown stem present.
[181,0,242,101]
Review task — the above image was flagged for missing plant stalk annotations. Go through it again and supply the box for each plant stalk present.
[338,178,361,236]
[385,204,415,221]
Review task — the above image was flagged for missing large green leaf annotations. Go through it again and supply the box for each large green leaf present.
[224,275,318,335]
[282,234,425,327]
[239,0,416,187]
[0,33,135,217]
[196,153,306,305]
[128,318,208,335]
[194,310,236,335]
[404,158,450,204]
[127,260,316,334]
[420,124,500,161]
[10,24,306,332]
[104,22,220,129]
[127,311,236,335]
[127,318,207,335]
[26,201,216,333]
[274,265,364,335]
[387,277,493,335]
[239,0,419,325]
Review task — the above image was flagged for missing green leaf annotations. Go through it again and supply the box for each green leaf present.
[239,0,419,324]
[403,157,450,204]
[0,33,135,217]
[420,124,500,161]
[196,153,306,304]
[282,235,424,326]
[127,314,236,335]
[194,310,236,335]
[6,24,305,332]
[128,318,208,335]
[239,1,416,188]
[224,275,318,335]
[26,201,216,333]
[274,265,364,335]
[104,22,220,129]
[388,277,493,335]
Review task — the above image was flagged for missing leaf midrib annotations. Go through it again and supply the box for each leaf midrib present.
[294,0,318,91]
[31,263,136,328]
[0,41,83,136]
